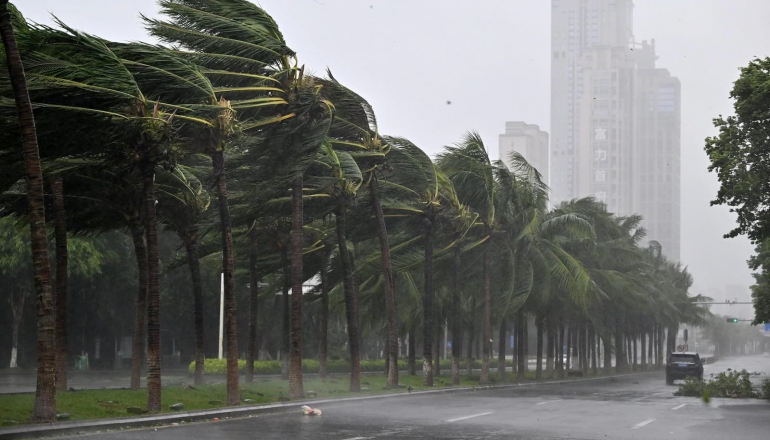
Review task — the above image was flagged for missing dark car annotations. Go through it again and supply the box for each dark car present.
[665,352,703,384]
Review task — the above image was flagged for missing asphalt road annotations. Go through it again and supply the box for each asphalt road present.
[70,355,770,440]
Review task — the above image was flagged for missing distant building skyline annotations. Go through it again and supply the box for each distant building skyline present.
[498,122,550,186]
[549,0,681,260]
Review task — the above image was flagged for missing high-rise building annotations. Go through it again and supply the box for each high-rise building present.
[550,0,681,260]
[634,40,681,260]
[498,122,549,185]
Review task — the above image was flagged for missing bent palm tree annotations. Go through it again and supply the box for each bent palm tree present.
[0,1,55,421]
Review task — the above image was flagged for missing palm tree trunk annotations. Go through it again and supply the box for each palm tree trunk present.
[626,335,632,369]
[580,323,588,375]
[546,324,554,377]
[535,315,544,379]
[52,177,68,392]
[245,225,259,383]
[370,175,399,388]
[281,247,290,380]
[466,297,475,377]
[556,322,564,378]
[384,330,390,377]
[9,289,27,368]
[211,151,239,405]
[565,321,572,371]
[512,321,518,375]
[318,250,331,379]
[497,319,506,382]
[657,325,664,368]
[1,2,56,420]
[288,177,305,398]
[183,228,205,386]
[614,316,624,373]
[480,250,491,384]
[603,335,612,375]
[640,330,647,370]
[422,217,434,386]
[129,220,147,390]
[517,311,526,381]
[433,323,441,377]
[140,161,162,412]
[648,329,654,369]
[590,326,597,375]
[451,244,462,385]
[335,205,360,392]
[408,324,416,376]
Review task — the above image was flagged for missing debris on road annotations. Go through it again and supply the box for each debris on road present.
[301,405,322,416]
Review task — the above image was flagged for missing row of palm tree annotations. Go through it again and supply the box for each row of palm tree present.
[0,0,707,422]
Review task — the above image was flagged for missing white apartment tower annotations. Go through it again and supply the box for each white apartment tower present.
[499,122,549,185]
[550,0,681,260]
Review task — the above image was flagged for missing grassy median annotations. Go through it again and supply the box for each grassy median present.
[0,368,621,425]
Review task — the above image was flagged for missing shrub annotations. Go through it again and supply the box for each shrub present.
[189,357,512,375]
[675,368,757,398]
[761,379,770,399]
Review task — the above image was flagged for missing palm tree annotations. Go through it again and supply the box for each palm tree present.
[306,142,364,390]
[149,0,335,400]
[50,176,68,392]
[4,21,222,410]
[435,132,504,385]
[379,137,464,386]
[318,72,400,389]
[156,164,211,385]
[0,1,56,421]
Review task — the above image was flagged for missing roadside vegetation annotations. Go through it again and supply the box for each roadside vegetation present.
[674,369,769,399]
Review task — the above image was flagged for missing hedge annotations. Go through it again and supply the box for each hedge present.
[189,358,514,375]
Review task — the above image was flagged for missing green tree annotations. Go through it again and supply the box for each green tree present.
[705,57,770,243]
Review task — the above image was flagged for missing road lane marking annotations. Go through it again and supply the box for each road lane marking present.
[672,404,687,411]
[342,437,370,440]
[631,419,656,429]
[446,411,495,422]
[536,399,563,405]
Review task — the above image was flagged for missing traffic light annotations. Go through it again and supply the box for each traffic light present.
[726,317,738,323]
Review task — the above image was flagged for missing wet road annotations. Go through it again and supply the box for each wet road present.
[71,355,770,440]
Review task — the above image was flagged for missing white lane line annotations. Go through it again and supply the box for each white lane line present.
[341,437,370,440]
[446,411,495,422]
[672,404,687,411]
[536,399,563,405]
[631,419,656,430]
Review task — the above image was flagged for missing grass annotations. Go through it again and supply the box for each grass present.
[0,366,628,425]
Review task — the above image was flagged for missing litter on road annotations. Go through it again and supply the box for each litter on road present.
[301,405,322,416]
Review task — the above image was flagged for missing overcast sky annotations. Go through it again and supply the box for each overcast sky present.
[18,0,770,312]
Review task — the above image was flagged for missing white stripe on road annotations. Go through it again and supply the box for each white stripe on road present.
[631,419,656,430]
[536,399,563,405]
[341,437,370,440]
[446,411,495,422]
[672,404,687,411]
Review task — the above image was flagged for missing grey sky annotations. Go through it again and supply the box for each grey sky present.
[18,0,770,311]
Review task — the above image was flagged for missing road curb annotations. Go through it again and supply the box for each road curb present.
[0,370,661,440]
